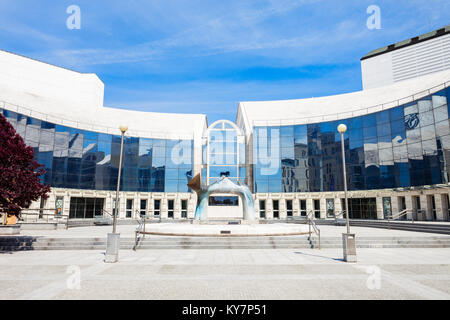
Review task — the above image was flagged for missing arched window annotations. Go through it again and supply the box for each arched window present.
[204,120,245,186]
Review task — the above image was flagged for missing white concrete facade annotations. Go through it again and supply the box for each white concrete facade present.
[361,31,450,90]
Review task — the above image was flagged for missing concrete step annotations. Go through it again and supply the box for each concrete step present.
[2,235,450,251]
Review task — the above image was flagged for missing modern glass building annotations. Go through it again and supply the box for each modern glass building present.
[1,26,450,221]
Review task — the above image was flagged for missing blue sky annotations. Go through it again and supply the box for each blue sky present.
[0,0,449,124]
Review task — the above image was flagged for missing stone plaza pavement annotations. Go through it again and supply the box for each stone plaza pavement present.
[1,247,450,300]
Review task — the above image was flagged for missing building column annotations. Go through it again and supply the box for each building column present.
[319,198,326,219]
[266,198,273,219]
[293,198,300,216]
[435,194,446,221]
[174,198,181,219]
[419,195,431,221]
[63,194,71,217]
[119,195,126,219]
[390,196,399,216]
[306,198,313,218]
[133,195,139,219]
[188,197,196,219]
[279,199,287,219]
[375,197,384,220]
[160,198,168,219]
[404,195,413,220]
[254,199,260,219]
[334,197,342,216]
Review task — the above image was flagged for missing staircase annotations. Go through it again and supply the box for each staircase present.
[347,220,450,235]
[310,236,450,248]
[1,234,450,251]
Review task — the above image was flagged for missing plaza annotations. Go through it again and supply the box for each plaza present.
[1,222,450,300]
[1,246,449,300]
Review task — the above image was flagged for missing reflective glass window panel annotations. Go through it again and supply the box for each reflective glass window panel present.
[406,128,421,144]
[268,179,282,192]
[362,114,376,128]
[422,139,438,155]
[435,120,449,137]
[254,180,268,193]
[393,145,408,162]
[152,156,165,167]
[377,122,391,138]
[280,135,293,148]
[379,148,394,163]
[420,125,436,141]
[432,92,447,108]
[418,110,434,127]
[152,139,166,147]
[209,166,238,178]
[350,117,362,129]
[390,107,404,121]
[376,110,390,124]
[281,147,294,160]
[377,135,392,150]
[209,130,226,142]
[404,103,418,116]
[239,143,245,165]
[391,118,406,136]
[3,110,17,122]
[418,99,432,113]
[407,142,423,160]
[165,180,178,192]
[404,113,420,130]
[165,168,178,180]
[239,166,246,179]
[280,125,294,137]
[433,105,448,123]
[294,125,307,144]
[349,127,363,142]
[363,126,377,140]
[152,146,165,158]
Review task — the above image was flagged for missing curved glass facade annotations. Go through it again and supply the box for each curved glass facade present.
[1,109,194,192]
[252,87,450,193]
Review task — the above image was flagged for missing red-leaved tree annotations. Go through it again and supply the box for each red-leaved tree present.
[0,113,50,219]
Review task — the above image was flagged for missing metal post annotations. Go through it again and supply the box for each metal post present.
[113,131,125,234]
[338,124,356,262]
[340,131,350,234]
[105,125,127,263]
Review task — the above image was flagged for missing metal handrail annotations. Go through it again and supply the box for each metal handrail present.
[306,210,321,249]
[19,209,69,229]
[101,209,113,218]
[333,210,348,226]
[387,209,413,229]
[251,80,450,126]
[133,215,146,251]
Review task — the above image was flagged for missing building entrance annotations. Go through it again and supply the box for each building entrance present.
[69,197,104,219]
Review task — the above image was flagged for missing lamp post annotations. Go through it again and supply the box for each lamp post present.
[105,125,128,263]
[337,124,356,262]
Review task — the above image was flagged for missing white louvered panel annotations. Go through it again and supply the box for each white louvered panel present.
[392,33,450,83]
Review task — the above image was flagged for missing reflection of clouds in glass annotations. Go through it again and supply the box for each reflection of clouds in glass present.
[391,135,406,147]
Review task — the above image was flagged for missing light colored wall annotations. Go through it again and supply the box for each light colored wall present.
[0,50,104,114]
[362,33,450,89]
[33,188,195,220]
